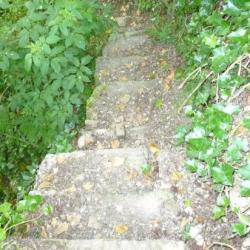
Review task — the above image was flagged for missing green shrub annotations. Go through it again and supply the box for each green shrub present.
[145,0,250,237]
[0,0,113,201]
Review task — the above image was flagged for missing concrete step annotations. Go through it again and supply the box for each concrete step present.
[115,16,151,32]
[28,188,180,240]
[86,80,163,128]
[77,123,179,151]
[33,148,156,195]
[7,239,185,250]
[96,55,168,83]
[103,33,160,57]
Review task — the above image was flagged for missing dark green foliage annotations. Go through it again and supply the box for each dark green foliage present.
[0,0,113,201]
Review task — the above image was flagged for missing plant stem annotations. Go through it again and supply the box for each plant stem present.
[178,64,207,89]
[178,71,213,112]
[6,214,42,232]
[207,241,236,250]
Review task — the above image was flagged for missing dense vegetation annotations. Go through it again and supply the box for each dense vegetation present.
[138,0,250,238]
[0,0,113,241]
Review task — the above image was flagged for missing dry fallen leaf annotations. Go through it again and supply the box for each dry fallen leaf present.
[171,171,183,182]
[149,143,161,156]
[83,182,94,191]
[111,139,120,149]
[114,224,128,235]
[54,222,69,236]
[164,68,175,91]
[127,167,139,180]
[119,76,129,81]
[100,69,110,77]
[235,125,248,136]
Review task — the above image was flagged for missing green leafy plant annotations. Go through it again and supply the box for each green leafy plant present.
[140,163,152,175]
[0,0,113,201]
[0,194,48,245]
[142,0,250,237]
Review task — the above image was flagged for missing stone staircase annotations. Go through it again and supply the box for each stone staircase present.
[8,15,197,250]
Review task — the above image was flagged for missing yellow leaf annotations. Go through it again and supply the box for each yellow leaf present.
[114,224,128,235]
[235,125,248,136]
[111,140,120,149]
[149,143,160,155]
[119,76,128,81]
[171,171,183,182]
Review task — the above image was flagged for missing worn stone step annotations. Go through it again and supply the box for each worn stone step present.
[77,123,180,151]
[115,15,150,32]
[33,148,156,195]
[29,188,181,240]
[96,55,169,83]
[7,239,185,250]
[103,33,160,57]
[86,80,162,128]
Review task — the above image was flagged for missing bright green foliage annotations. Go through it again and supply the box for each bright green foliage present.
[231,223,248,237]
[0,195,43,242]
[140,0,250,237]
[0,0,113,201]
[140,163,152,175]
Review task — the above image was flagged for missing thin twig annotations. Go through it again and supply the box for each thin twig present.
[207,241,236,250]
[224,54,249,75]
[228,82,250,103]
[238,60,242,76]
[6,214,42,232]
[178,71,213,112]
[216,74,219,103]
[0,85,9,103]
[178,64,207,89]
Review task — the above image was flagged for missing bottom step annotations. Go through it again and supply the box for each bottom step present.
[6,239,185,250]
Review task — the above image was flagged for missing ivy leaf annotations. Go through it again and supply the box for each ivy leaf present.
[227,138,249,162]
[211,163,234,186]
[240,181,250,197]
[175,125,190,145]
[216,196,230,207]
[228,28,247,42]
[239,163,250,180]
[203,34,219,48]
[212,206,225,220]
[239,213,250,226]
[231,223,247,237]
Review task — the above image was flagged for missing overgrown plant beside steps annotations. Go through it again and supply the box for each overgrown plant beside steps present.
[145,0,250,238]
[0,0,113,242]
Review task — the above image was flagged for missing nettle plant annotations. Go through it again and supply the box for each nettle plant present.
[0,0,113,200]
[152,0,250,237]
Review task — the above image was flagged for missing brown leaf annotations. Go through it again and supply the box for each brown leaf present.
[164,68,175,91]
[114,224,128,235]
[149,143,161,156]
[54,222,69,236]
[111,140,120,149]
